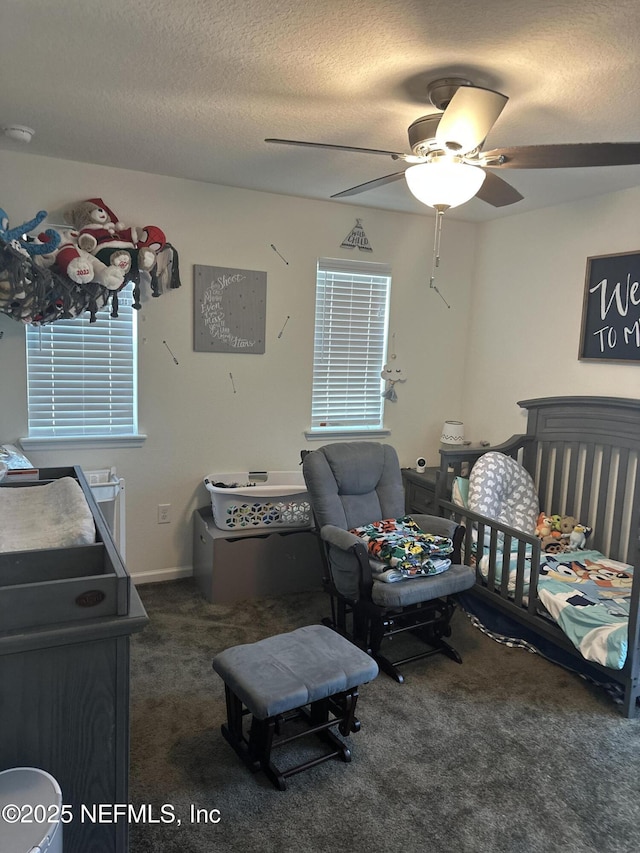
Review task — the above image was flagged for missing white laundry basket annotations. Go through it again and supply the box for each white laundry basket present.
[0,767,63,853]
[204,471,312,531]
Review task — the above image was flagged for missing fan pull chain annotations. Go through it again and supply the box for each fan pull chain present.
[429,207,450,308]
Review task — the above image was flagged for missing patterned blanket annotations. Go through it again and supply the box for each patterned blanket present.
[478,548,634,669]
[350,516,452,583]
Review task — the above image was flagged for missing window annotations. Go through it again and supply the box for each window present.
[25,285,139,442]
[309,258,391,436]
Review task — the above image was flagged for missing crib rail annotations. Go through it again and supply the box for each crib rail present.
[439,500,543,616]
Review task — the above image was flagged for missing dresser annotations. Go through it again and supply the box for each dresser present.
[0,467,148,853]
[401,467,453,516]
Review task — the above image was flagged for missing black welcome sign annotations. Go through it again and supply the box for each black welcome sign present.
[579,251,640,363]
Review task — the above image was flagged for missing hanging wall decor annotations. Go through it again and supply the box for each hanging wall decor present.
[194,264,266,354]
[579,250,640,363]
[341,219,372,252]
[0,199,180,325]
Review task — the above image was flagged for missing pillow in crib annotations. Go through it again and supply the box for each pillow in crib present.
[468,452,539,534]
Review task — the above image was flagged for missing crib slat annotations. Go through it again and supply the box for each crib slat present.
[513,540,527,607]
[551,442,566,512]
[501,533,512,598]
[537,442,551,511]
[528,538,542,615]
[565,442,580,512]
[580,443,596,527]
[594,445,612,553]
[608,448,629,563]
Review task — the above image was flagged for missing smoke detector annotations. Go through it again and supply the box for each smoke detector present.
[3,125,35,143]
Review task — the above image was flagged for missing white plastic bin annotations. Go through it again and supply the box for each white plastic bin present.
[204,470,312,530]
[0,767,63,853]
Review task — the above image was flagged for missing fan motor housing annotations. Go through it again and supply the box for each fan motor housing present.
[407,114,442,156]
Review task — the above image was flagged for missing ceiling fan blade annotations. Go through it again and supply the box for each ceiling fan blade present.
[475,171,524,207]
[436,86,508,155]
[330,171,407,198]
[482,143,640,169]
[265,138,405,158]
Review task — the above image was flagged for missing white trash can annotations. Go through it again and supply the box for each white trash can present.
[0,767,63,853]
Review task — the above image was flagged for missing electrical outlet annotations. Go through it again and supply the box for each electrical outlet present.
[157,504,171,524]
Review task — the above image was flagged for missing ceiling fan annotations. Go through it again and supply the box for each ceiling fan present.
[265,77,640,210]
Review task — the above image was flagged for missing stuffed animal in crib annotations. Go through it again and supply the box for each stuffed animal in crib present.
[569,524,592,550]
[559,515,578,538]
[64,198,165,278]
[0,208,61,256]
[535,513,553,539]
[36,227,125,290]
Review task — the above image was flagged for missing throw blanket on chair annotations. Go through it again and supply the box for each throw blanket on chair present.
[350,516,452,582]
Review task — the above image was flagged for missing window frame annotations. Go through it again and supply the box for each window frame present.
[22,284,145,450]
[305,257,392,441]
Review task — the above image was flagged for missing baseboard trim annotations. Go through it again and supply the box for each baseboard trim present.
[132,565,193,585]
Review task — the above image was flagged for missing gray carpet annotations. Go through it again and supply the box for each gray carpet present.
[129,579,640,853]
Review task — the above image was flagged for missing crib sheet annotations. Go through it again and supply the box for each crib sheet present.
[478,548,633,669]
[0,477,96,553]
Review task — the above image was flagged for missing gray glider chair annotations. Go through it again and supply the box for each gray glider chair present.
[302,442,475,682]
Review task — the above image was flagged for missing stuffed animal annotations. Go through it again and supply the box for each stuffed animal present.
[36,227,125,291]
[559,515,578,538]
[0,208,60,256]
[64,198,164,277]
[541,535,565,554]
[535,513,554,539]
[569,524,592,550]
[548,514,563,538]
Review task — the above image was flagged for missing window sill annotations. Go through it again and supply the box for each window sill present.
[304,428,391,441]
[20,434,147,451]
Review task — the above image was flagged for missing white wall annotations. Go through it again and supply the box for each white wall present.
[461,186,640,443]
[0,149,476,581]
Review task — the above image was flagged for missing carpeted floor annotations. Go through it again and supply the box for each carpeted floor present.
[129,579,640,853]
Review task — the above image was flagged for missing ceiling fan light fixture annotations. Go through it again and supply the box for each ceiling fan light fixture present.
[404,160,486,209]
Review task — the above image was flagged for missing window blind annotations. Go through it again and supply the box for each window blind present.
[25,287,138,438]
[311,258,391,430]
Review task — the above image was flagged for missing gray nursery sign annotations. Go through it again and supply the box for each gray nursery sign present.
[194,265,266,354]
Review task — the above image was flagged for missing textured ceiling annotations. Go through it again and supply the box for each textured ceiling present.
[2,0,640,222]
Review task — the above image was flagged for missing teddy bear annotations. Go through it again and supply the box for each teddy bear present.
[35,227,125,291]
[64,198,165,279]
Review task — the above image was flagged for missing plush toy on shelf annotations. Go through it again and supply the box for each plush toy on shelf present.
[0,208,61,256]
[64,198,165,280]
[35,227,125,290]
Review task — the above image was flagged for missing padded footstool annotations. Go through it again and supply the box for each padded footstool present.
[212,624,379,790]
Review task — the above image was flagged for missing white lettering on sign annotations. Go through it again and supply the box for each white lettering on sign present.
[589,273,640,352]
[200,273,256,349]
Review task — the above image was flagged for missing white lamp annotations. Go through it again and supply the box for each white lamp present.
[405,159,486,209]
[441,420,465,444]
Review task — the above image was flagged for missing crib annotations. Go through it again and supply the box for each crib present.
[435,396,640,717]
